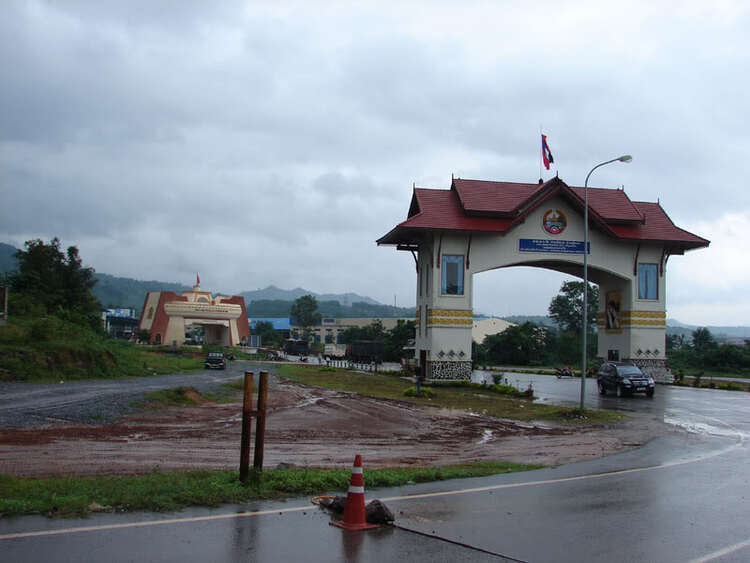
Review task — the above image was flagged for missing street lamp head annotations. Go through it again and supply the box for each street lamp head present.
[618,155,633,163]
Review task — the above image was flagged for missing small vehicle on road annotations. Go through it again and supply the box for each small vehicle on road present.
[204,352,227,370]
[597,362,654,397]
[284,339,309,356]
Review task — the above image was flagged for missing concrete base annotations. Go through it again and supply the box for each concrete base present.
[427,360,472,381]
[631,358,673,384]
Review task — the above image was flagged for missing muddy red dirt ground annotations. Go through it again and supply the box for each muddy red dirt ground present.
[0,380,671,476]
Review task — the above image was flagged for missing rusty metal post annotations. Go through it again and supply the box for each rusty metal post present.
[253,370,269,470]
[239,371,254,482]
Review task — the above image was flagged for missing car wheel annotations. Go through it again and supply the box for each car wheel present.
[598,382,606,395]
[646,389,654,398]
[616,384,624,398]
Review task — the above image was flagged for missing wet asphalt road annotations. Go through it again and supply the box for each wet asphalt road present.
[2,372,750,561]
[0,362,256,427]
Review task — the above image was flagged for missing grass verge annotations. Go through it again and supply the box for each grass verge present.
[673,379,749,392]
[278,365,623,424]
[135,384,243,408]
[0,461,541,518]
[480,366,559,376]
[0,316,205,381]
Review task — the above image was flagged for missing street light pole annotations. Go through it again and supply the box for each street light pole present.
[580,155,632,410]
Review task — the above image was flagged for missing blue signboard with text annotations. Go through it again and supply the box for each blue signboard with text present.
[519,238,590,254]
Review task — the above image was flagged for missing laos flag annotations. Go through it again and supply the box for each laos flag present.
[542,134,554,170]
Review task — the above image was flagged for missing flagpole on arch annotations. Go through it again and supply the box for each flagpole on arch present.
[539,125,543,181]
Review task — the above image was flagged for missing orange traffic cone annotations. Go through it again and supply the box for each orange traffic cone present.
[330,454,379,531]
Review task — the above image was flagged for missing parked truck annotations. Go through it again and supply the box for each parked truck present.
[283,338,309,356]
[346,340,384,363]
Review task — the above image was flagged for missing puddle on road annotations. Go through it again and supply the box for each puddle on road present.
[477,429,493,444]
[295,397,324,409]
[664,411,748,439]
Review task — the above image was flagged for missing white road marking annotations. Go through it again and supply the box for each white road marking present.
[688,537,750,562]
[380,439,743,503]
[0,506,310,540]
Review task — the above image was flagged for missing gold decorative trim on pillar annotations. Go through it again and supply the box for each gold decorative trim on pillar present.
[598,310,666,328]
[427,309,473,327]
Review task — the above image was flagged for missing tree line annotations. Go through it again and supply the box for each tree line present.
[668,327,750,373]
[1,238,101,330]
[474,281,598,367]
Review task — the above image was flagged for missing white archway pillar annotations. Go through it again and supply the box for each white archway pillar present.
[415,233,474,380]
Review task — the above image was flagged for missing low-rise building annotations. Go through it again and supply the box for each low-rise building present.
[289,317,412,355]
[472,317,514,344]
[102,308,138,339]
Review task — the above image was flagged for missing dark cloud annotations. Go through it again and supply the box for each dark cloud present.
[0,1,747,323]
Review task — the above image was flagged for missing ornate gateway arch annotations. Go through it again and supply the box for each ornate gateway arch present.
[137,277,249,347]
[377,176,709,381]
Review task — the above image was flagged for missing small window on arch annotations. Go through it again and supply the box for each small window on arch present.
[441,255,464,295]
[638,263,658,300]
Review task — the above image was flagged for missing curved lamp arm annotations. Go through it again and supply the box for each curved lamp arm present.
[585,155,633,188]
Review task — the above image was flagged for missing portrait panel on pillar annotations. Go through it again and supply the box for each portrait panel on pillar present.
[605,290,622,333]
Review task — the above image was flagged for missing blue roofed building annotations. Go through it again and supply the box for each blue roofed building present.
[249,318,291,331]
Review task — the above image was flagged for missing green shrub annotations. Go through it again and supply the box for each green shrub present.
[430,379,532,398]
[0,322,28,343]
[30,318,56,341]
[403,386,435,398]
[490,383,520,396]
[432,380,474,388]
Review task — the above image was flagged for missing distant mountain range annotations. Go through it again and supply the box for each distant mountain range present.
[665,319,750,339]
[0,242,391,314]
[2,240,748,334]
[94,274,192,310]
[239,285,379,306]
[501,315,557,328]
[0,242,17,273]
[510,315,750,340]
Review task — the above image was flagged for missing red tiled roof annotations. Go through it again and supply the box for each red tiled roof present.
[376,177,709,251]
[568,186,644,223]
[376,189,512,245]
[403,188,512,231]
[453,179,546,216]
[609,202,709,249]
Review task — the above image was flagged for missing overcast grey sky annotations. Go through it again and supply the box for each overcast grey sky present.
[1,1,748,325]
